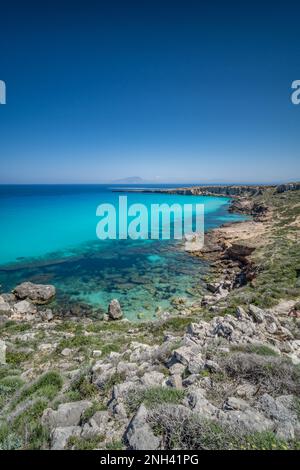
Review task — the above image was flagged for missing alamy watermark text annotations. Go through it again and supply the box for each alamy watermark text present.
[96,196,204,244]
[0,80,6,104]
[291,80,300,105]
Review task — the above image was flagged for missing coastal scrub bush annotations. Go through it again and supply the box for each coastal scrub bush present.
[0,321,31,334]
[69,370,98,400]
[149,405,237,450]
[10,398,50,449]
[6,350,33,366]
[240,431,295,450]
[148,406,298,450]
[57,334,92,351]
[292,397,300,420]
[0,365,21,380]
[152,317,194,338]
[230,344,279,357]
[105,440,124,450]
[67,435,104,450]
[11,371,63,407]
[101,342,123,356]
[24,422,50,450]
[0,375,24,406]
[54,321,84,334]
[126,386,185,414]
[223,353,300,396]
[0,424,22,450]
[86,321,130,334]
[56,331,126,358]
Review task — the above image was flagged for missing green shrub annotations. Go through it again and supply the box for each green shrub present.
[0,375,24,406]
[231,344,279,357]
[69,371,98,399]
[148,405,298,450]
[126,386,185,414]
[105,440,124,450]
[6,350,33,366]
[25,423,50,450]
[0,321,31,334]
[223,353,300,396]
[67,435,104,450]
[240,431,292,450]
[0,425,22,450]
[149,406,237,450]
[12,371,63,407]
[11,399,50,448]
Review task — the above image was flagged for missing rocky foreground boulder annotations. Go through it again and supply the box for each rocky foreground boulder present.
[13,282,56,304]
[42,401,92,429]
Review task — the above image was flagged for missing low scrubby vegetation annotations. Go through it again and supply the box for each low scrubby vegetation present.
[223,353,300,396]
[148,405,300,450]
[126,386,185,414]
[11,371,63,408]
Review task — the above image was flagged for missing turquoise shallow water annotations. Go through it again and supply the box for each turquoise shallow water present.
[0,185,246,320]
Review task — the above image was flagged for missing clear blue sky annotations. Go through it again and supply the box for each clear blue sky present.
[0,1,299,184]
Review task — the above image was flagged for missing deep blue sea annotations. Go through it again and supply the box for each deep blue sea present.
[0,185,246,320]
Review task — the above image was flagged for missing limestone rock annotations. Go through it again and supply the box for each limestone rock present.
[140,371,165,387]
[257,393,298,426]
[223,397,249,411]
[93,350,102,358]
[81,410,113,439]
[0,296,12,315]
[167,374,183,389]
[236,306,248,321]
[173,345,201,366]
[248,304,265,323]
[51,426,81,450]
[126,404,160,450]
[108,299,123,320]
[188,357,205,374]
[39,308,54,321]
[218,408,273,434]
[235,383,257,399]
[0,340,6,364]
[112,381,141,400]
[13,282,56,304]
[42,401,92,429]
[184,233,204,252]
[13,300,37,316]
[168,362,186,376]
[61,348,72,357]
[205,360,221,373]
[186,389,217,418]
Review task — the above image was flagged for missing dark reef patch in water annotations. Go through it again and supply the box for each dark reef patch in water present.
[0,239,208,321]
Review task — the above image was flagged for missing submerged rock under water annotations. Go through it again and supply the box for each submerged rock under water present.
[0,239,208,321]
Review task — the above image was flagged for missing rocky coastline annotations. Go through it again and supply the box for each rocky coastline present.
[0,183,299,450]
[113,181,300,197]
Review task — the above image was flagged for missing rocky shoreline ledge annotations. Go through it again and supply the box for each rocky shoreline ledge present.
[113,181,300,197]
[0,183,299,450]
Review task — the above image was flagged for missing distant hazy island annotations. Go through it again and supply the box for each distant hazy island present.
[110,176,148,184]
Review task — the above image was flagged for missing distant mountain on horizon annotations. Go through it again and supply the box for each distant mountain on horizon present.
[110,176,148,184]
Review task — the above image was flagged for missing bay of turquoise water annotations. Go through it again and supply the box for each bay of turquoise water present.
[0,185,246,320]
